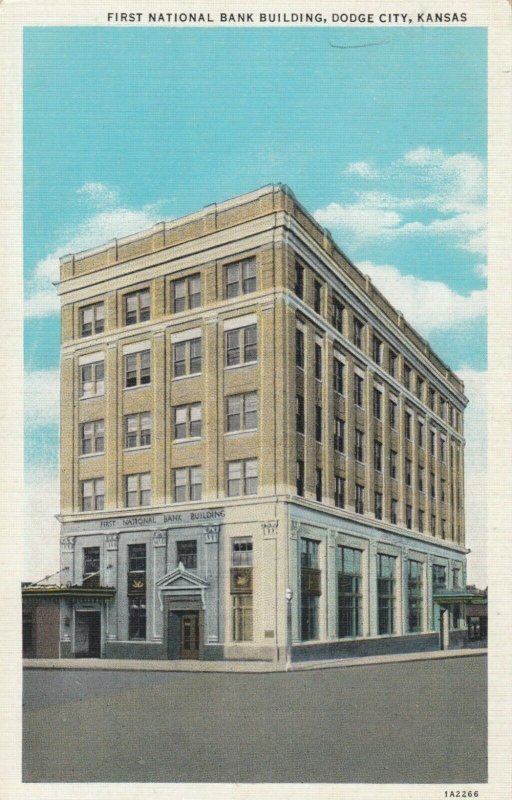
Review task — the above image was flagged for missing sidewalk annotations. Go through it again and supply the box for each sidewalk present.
[23,647,487,674]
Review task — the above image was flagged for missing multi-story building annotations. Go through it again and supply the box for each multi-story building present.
[57,184,468,662]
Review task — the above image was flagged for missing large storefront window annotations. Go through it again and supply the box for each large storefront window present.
[231,538,253,642]
[128,544,146,640]
[337,546,362,638]
[407,560,423,633]
[377,554,396,635]
[300,538,320,641]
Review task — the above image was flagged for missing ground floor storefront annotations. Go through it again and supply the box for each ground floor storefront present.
[50,496,470,663]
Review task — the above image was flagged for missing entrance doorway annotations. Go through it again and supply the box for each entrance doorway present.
[180,612,199,659]
[75,610,101,658]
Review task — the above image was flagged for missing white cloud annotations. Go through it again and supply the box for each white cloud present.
[25,185,164,319]
[345,161,381,179]
[24,466,60,582]
[24,368,60,427]
[357,260,487,335]
[315,147,487,258]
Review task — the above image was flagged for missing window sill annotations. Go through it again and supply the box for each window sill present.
[79,452,104,459]
[124,384,151,392]
[80,394,105,401]
[124,445,152,453]
[224,362,258,371]
[172,373,202,381]
[225,429,258,437]
[173,437,202,444]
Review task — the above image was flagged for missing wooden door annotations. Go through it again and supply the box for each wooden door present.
[180,612,199,659]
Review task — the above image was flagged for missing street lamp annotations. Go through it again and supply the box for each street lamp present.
[285,587,293,671]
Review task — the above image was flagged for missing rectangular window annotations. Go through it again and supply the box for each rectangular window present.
[128,542,146,573]
[417,421,424,448]
[431,514,437,535]
[300,538,320,641]
[337,546,362,638]
[390,450,398,480]
[232,537,253,567]
[404,364,411,390]
[334,475,345,508]
[405,458,412,487]
[173,338,202,377]
[315,468,322,502]
[174,403,202,440]
[332,297,344,333]
[388,350,397,378]
[296,460,305,497]
[389,399,397,429]
[430,473,436,499]
[416,377,424,400]
[355,484,364,514]
[80,360,104,398]
[433,564,447,592]
[334,417,345,453]
[314,280,322,313]
[80,303,104,337]
[295,263,304,299]
[296,395,305,435]
[125,350,151,388]
[226,325,257,367]
[296,328,304,368]
[406,504,413,530]
[172,274,201,313]
[372,336,382,365]
[128,596,146,641]
[390,498,398,525]
[225,257,257,298]
[373,388,382,420]
[429,387,436,411]
[177,540,197,570]
[125,289,150,325]
[418,509,424,533]
[333,358,344,394]
[227,459,258,497]
[315,406,322,442]
[315,342,322,380]
[405,411,412,440]
[174,466,202,502]
[125,472,151,508]
[407,560,423,632]
[430,429,436,456]
[441,519,447,539]
[80,478,104,511]
[374,440,382,472]
[374,491,383,520]
[355,429,364,463]
[353,318,364,349]
[440,438,446,462]
[80,419,105,455]
[226,393,257,433]
[418,466,425,493]
[125,412,152,448]
[354,374,364,407]
[378,554,395,635]
[232,595,253,642]
[441,479,446,502]
[83,546,100,580]
[452,567,461,588]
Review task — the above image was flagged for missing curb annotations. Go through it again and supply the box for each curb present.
[23,648,487,674]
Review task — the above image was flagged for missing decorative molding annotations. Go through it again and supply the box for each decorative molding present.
[262,520,279,539]
[106,533,119,551]
[153,529,167,547]
[205,525,220,542]
[290,519,301,540]
[61,536,75,553]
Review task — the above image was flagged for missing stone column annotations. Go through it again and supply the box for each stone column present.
[401,546,410,635]
[368,540,378,637]
[204,318,220,501]
[289,520,301,643]
[152,530,167,642]
[205,525,220,644]
[327,529,337,639]
[152,333,167,505]
[105,533,119,642]
[426,554,434,630]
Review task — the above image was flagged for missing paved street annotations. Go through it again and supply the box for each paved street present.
[23,655,487,783]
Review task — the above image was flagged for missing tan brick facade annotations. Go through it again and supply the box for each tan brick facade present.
[58,185,468,662]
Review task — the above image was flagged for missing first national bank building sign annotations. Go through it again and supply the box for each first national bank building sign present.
[105,11,469,24]
[61,508,225,534]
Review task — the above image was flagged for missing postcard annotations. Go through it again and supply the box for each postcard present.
[0,1,510,798]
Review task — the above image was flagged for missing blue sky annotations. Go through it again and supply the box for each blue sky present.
[23,26,487,582]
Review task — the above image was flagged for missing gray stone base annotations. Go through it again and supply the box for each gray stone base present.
[104,642,167,660]
[292,633,440,662]
[60,641,72,659]
[448,629,467,649]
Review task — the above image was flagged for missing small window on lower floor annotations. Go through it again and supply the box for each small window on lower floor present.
[128,596,146,640]
[177,540,197,570]
[232,595,253,641]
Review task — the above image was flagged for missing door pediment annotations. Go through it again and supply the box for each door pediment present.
[156,564,209,610]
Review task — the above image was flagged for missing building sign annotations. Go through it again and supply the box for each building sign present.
[61,508,225,534]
